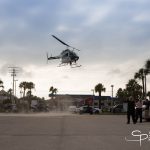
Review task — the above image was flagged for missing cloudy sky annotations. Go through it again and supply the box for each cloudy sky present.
[0,0,150,98]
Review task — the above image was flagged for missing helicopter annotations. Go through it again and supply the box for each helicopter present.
[47,35,81,68]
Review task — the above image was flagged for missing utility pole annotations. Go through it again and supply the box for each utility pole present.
[14,80,18,97]
[8,67,20,103]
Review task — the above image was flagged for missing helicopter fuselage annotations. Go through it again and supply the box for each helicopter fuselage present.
[47,35,81,67]
[60,49,79,65]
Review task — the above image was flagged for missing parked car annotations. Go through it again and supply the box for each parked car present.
[79,106,101,114]
[4,104,18,112]
[93,107,102,114]
[110,104,123,113]
[101,106,110,112]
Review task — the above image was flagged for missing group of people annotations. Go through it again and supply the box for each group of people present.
[127,96,143,124]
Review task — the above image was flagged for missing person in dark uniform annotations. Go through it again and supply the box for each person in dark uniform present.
[127,96,136,124]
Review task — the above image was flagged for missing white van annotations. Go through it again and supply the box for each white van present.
[68,106,78,113]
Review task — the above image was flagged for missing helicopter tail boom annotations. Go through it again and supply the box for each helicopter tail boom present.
[47,52,60,61]
[48,56,60,60]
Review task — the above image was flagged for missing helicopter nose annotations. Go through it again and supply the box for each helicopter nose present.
[76,56,79,60]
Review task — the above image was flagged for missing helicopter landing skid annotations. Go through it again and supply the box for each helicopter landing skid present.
[57,63,68,67]
[71,64,82,68]
[71,65,81,68]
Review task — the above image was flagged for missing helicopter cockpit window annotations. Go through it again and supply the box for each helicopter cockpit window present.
[65,53,69,57]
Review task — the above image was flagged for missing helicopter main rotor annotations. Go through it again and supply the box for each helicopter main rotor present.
[51,35,80,51]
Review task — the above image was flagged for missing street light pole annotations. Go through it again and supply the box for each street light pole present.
[111,85,114,98]
[91,89,95,108]
[111,85,114,106]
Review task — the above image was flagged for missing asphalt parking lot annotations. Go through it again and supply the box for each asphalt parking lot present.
[0,113,149,150]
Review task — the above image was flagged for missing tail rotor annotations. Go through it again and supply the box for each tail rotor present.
[46,52,49,64]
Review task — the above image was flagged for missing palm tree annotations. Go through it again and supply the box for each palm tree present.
[0,79,4,90]
[145,59,150,71]
[26,91,31,97]
[49,86,54,94]
[0,79,3,85]
[95,83,106,109]
[134,68,145,98]
[145,59,150,97]
[49,86,58,98]
[26,82,35,97]
[19,82,28,97]
[53,88,58,95]
[144,69,149,98]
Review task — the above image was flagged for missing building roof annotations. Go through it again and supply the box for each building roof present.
[54,94,112,101]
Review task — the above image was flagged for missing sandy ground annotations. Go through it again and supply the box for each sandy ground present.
[0,113,150,150]
[0,112,75,117]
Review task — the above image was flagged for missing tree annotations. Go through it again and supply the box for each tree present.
[134,68,145,98]
[126,79,142,99]
[26,91,31,97]
[145,59,150,97]
[143,69,149,98]
[95,83,106,109]
[19,82,28,97]
[0,80,3,85]
[7,88,13,102]
[49,86,58,98]
[0,79,4,90]
[19,81,35,97]
[116,88,124,98]
[145,59,150,71]
[116,88,128,102]
[26,82,35,97]
[49,86,58,108]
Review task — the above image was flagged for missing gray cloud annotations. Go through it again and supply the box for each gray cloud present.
[0,0,150,76]
[0,0,150,98]
[0,63,10,75]
[0,63,33,78]
[108,69,121,75]
[62,75,69,79]
[19,68,33,78]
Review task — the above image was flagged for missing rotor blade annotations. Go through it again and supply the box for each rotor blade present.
[52,35,70,47]
[46,52,48,59]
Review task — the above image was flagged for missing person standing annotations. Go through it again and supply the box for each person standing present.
[127,96,136,124]
[135,99,143,123]
[144,99,150,118]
